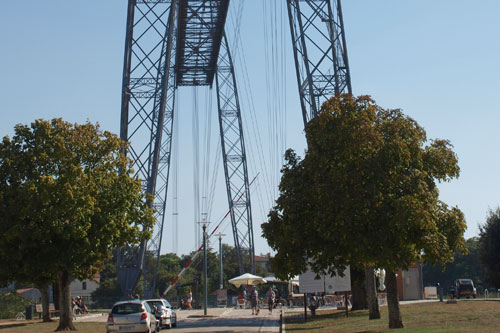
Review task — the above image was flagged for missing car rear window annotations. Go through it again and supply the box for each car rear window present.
[112,303,143,314]
[460,280,472,285]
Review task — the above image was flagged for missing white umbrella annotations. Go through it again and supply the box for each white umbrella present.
[228,273,267,288]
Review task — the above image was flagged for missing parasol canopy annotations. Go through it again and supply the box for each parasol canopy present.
[228,273,266,288]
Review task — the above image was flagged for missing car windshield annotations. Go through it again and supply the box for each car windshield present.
[460,280,472,285]
[112,303,143,315]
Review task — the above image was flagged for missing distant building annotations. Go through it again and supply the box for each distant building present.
[255,254,270,271]
[396,262,424,300]
[70,272,100,298]
[16,288,41,302]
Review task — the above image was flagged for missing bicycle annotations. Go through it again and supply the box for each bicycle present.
[16,311,26,321]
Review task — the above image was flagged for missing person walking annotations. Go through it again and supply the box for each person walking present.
[250,286,259,315]
[187,288,193,310]
[243,286,248,309]
[266,287,275,314]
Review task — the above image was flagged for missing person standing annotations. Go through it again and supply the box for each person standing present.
[243,286,248,309]
[266,287,275,314]
[187,288,193,310]
[250,286,259,315]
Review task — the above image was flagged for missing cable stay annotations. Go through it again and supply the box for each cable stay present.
[162,173,259,296]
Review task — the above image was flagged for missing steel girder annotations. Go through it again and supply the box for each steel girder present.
[118,0,255,296]
[287,0,352,127]
[118,0,178,298]
[176,0,230,86]
[216,33,255,275]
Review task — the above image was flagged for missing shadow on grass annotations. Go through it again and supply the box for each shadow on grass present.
[0,323,30,329]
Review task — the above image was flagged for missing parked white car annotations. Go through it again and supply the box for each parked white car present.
[145,298,177,329]
[106,300,159,333]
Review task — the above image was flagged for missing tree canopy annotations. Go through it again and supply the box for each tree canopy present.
[0,119,154,330]
[262,95,467,328]
[479,208,500,288]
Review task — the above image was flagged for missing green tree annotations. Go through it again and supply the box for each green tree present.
[479,208,500,288]
[0,119,154,331]
[262,95,466,329]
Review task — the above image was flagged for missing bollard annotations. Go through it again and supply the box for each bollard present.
[279,310,283,333]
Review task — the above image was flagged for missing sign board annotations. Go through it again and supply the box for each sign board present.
[424,286,437,299]
[216,289,227,306]
[299,266,351,293]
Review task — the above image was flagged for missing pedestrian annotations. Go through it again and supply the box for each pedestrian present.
[266,287,275,314]
[243,286,248,309]
[187,288,193,310]
[250,285,259,315]
[273,285,280,308]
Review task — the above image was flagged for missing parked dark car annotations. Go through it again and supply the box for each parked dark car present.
[454,279,476,299]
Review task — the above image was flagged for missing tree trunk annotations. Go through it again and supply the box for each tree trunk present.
[365,266,380,319]
[55,271,76,331]
[38,284,52,322]
[350,267,367,310]
[386,269,403,329]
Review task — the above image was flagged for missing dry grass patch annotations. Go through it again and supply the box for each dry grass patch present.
[0,321,105,332]
[285,300,500,332]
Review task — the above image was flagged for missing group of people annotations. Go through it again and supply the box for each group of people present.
[71,296,88,315]
[241,285,279,315]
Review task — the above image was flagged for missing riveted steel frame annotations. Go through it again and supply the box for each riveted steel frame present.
[118,0,178,298]
[287,0,352,126]
[216,33,255,274]
[119,0,255,294]
[176,0,230,86]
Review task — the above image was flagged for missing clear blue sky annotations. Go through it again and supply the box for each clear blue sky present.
[1,1,499,257]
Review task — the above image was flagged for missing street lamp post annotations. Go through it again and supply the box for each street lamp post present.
[202,223,208,316]
[216,233,226,290]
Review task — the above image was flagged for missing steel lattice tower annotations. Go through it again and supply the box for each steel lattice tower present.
[287,0,352,127]
[117,0,254,298]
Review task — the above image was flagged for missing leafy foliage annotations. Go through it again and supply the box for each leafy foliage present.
[263,95,466,279]
[262,95,466,327]
[479,208,500,288]
[0,293,33,319]
[0,119,155,328]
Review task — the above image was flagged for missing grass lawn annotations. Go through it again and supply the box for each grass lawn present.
[285,300,500,332]
[0,321,106,332]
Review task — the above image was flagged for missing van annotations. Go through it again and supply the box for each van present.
[453,279,476,299]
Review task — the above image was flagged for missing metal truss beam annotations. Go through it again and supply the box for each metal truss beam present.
[287,0,352,126]
[118,0,255,295]
[118,0,178,298]
[216,33,255,275]
[176,0,230,86]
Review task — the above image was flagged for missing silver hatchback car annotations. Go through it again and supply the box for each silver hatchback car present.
[106,300,159,333]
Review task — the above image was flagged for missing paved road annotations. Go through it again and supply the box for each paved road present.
[77,307,281,332]
[174,308,281,332]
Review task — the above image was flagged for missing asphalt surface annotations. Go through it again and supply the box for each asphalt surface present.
[77,307,281,332]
